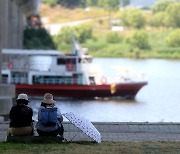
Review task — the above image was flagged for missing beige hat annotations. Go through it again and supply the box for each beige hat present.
[17,93,29,102]
[42,93,56,104]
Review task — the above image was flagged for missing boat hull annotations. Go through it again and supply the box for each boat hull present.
[15,82,147,99]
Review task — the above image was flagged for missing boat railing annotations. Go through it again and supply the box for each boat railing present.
[34,77,81,85]
[11,77,28,84]
[2,76,8,84]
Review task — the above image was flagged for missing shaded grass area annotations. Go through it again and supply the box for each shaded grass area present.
[0,141,180,154]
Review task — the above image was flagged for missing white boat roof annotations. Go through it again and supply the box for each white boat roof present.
[2,49,64,56]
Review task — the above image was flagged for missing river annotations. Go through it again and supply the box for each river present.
[29,58,180,122]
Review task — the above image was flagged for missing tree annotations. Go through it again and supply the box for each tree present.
[120,9,146,29]
[119,0,130,7]
[126,30,150,50]
[102,0,119,11]
[42,0,57,7]
[165,3,180,27]
[166,29,180,47]
[98,0,120,28]
[152,0,174,14]
[148,12,168,27]
[58,0,85,8]
[23,28,56,49]
[53,24,93,51]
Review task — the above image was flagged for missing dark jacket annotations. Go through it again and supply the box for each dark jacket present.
[9,104,33,127]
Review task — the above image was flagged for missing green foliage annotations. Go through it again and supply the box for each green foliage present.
[166,29,180,47]
[106,33,123,43]
[53,24,93,51]
[58,0,85,8]
[23,28,56,49]
[126,30,150,50]
[152,0,174,14]
[103,0,120,11]
[119,0,130,7]
[148,12,168,27]
[42,0,57,7]
[165,3,180,27]
[120,9,146,29]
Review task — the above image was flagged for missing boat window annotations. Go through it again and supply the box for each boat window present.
[32,75,78,85]
[81,58,92,63]
[11,72,28,84]
[89,76,96,85]
[87,58,92,63]
[66,58,76,64]
[57,58,65,65]
[2,74,8,83]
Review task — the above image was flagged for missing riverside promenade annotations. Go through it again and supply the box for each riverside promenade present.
[0,121,180,142]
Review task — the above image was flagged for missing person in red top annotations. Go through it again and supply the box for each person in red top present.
[8,93,34,136]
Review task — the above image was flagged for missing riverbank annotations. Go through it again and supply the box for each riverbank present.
[1,122,180,142]
[0,121,180,153]
[38,5,180,60]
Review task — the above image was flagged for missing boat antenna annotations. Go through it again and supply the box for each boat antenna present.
[70,35,81,55]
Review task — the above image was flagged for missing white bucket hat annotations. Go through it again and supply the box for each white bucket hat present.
[17,93,29,102]
[42,93,56,104]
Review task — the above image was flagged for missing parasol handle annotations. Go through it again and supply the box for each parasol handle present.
[70,132,79,142]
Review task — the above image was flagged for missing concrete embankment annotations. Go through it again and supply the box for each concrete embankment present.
[0,84,15,120]
[0,122,180,142]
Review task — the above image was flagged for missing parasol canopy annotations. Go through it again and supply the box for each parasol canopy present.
[62,112,101,143]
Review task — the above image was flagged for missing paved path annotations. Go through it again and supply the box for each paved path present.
[0,121,180,142]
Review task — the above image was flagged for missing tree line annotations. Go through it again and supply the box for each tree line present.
[42,0,130,8]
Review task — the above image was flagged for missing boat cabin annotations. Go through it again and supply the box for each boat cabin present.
[1,47,94,85]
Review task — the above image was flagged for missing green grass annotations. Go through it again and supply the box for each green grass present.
[0,141,180,154]
[83,28,180,59]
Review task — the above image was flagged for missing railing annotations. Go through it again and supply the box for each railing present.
[11,77,28,84]
[33,78,82,85]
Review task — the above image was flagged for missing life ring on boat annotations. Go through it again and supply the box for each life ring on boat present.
[66,64,74,71]
[7,61,14,70]
[101,76,107,85]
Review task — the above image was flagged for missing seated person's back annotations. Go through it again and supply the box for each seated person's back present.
[8,93,33,136]
[36,93,64,137]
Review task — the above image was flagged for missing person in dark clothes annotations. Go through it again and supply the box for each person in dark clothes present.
[8,93,33,136]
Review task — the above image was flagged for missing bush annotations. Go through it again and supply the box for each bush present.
[165,3,180,28]
[23,28,56,49]
[166,29,180,47]
[148,12,169,27]
[53,24,93,51]
[120,8,146,29]
[126,30,150,50]
[42,0,57,7]
[152,0,174,14]
[106,33,123,43]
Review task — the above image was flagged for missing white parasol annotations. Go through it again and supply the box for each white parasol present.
[62,112,101,143]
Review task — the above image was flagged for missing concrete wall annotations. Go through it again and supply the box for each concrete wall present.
[0,84,15,116]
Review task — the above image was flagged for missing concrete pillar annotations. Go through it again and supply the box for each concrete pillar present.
[0,84,15,116]
[0,0,9,83]
[8,1,23,48]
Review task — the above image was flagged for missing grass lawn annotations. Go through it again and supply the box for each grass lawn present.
[0,141,180,154]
